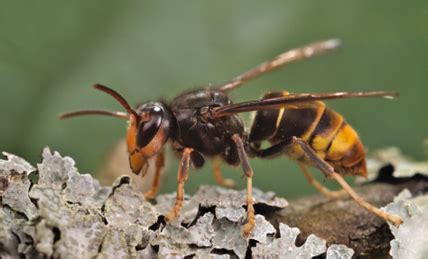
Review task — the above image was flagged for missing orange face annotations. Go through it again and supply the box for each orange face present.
[126,104,170,174]
[58,85,171,175]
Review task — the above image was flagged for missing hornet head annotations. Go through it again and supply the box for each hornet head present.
[59,84,172,175]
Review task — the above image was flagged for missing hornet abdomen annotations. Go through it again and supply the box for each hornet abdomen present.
[249,92,367,178]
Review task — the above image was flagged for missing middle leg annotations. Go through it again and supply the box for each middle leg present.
[232,134,255,237]
[165,148,192,222]
[212,159,236,188]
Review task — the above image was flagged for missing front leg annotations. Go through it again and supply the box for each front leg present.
[232,134,255,237]
[144,149,165,199]
[165,148,192,222]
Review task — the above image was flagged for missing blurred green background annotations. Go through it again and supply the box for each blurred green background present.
[0,1,426,198]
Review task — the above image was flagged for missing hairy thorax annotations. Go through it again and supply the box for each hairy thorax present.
[169,89,244,165]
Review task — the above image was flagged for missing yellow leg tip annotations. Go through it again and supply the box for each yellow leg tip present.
[324,189,347,200]
[144,190,157,200]
[220,178,236,188]
[164,214,172,222]
[165,211,177,223]
[242,222,255,237]
[387,214,404,227]
[242,205,256,237]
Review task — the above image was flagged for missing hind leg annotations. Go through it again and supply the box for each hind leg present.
[292,137,403,227]
[298,162,346,199]
[253,139,345,198]
[252,137,403,226]
[232,134,256,237]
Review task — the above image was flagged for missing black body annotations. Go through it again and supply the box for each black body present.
[168,89,245,166]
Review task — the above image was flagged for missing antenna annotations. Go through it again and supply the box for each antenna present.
[93,84,138,119]
[59,109,129,120]
[59,84,138,121]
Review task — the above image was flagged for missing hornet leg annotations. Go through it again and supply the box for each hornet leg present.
[232,134,256,237]
[165,148,192,222]
[212,159,236,188]
[292,137,403,227]
[251,139,292,159]
[298,162,346,199]
[253,139,345,198]
[144,149,165,199]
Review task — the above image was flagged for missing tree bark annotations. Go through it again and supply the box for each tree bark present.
[267,173,428,257]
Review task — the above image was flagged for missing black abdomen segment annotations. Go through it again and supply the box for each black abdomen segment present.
[249,92,326,147]
[274,104,325,142]
[249,91,367,177]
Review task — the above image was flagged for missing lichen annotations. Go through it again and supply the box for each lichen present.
[0,152,38,220]
[326,244,355,259]
[366,147,428,181]
[252,223,329,258]
[0,148,359,258]
[383,189,428,259]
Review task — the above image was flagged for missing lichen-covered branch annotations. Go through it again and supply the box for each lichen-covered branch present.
[272,176,427,257]
[1,147,427,258]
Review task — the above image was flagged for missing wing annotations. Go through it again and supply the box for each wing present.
[218,39,341,92]
[210,91,399,118]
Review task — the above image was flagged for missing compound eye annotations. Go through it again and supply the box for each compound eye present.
[136,106,163,148]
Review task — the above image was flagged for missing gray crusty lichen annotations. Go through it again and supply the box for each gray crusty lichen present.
[366,147,428,181]
[2,146,427,258]
[0,147,356,258]
[384,190,428,258]
[370,146,428,259]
